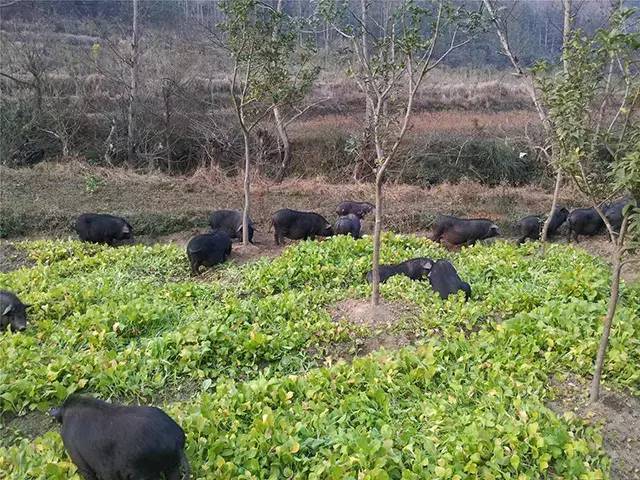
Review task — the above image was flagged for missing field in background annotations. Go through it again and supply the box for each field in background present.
[1,12,545,184]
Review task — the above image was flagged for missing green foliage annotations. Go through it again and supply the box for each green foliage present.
[84,174,105,194]
[220,0,318,118]
[1,236,638,478]
[532,7,639,226]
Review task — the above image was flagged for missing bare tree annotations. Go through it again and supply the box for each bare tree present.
[220,0,315,245]
[127,0,140,166]
[270,0,320,183]
[482,0,575,243]
[40,85,86,158]
[323,0,480,305]
[0,36,49,124]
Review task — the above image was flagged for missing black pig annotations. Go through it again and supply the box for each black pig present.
[366,258,433,283]
[567,207,604,242]
[336,201,375,219]
[272,209,333,245]
[427,260,471,300]
[186,231,232,275]
[516,206,569,244]
[209,209,255,243]
[0,290,28,332]
[430,215,499,246]
[50,395,190,480]
[74,213,133,246]
[334,214,362,238]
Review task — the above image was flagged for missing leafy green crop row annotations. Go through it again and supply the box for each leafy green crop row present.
[1,235,638,478]
[0,241,342,414]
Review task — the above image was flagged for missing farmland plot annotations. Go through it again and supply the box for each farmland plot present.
[1,235,638,479]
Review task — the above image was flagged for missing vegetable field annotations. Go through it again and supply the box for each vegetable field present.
[1,235,639,479]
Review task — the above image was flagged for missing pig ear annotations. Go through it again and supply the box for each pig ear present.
[2,304,13,316]
[422,260,433,270]
[48,407,63,422]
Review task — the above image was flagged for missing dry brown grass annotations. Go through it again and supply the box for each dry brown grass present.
[290,110,540,142]
[1,162,638,283]
[0,161,586,229]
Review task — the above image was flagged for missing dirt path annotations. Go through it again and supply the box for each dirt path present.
[548,375,640,480]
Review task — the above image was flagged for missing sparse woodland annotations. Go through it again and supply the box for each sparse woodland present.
[2,0,631,184]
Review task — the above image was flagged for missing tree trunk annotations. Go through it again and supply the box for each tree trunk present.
[33,75,43,115]
[242,129,251,246]
[61,138,69,158]
[541,169,562,242]
[371,173,383,306]
[273,107,291,182]
[354,0,373,183]
[590,247,623,402]
[272,0,291,183]
[127,0,139,166]
[562,0,572,74]
[104,118,116,166]
[163,82,172,174]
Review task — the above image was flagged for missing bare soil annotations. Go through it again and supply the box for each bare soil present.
[0,242,32,272]
[2,410,53,442]
[0,163,572,237]
[548,374,640,480]
[314,298,423,362]
[331,298,419,329]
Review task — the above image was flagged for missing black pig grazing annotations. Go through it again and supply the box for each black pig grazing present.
[427,260,471,300]
[334,214,362,238]
[0,290,28,332]
[336,201,375,219]
[366,257,433,284]
[187,231,232,275]
[50,395,190,480]
[547,206,570,235]
[272,208,334,245]
[516,215,542,244]
[74,213,133,246]
[209,209,255,243]
[567,207,604,242]
[604,197,632,233]
[516,207,569,244]
[430,215,499,246]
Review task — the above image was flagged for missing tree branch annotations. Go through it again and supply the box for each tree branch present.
[0,71,34,87]
[283,97,331,128]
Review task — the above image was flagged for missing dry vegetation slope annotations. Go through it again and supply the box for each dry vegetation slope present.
[1,162,638,283]
[2,161,568,235]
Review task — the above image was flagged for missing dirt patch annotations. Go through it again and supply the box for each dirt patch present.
[229,231,285,265]
[548,374,640,480]
[0,241,32,272]
[2,410,54,442]
[311,298,423,362]
[331,298,419,329]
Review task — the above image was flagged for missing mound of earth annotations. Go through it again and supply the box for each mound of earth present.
[548,374,640,480]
